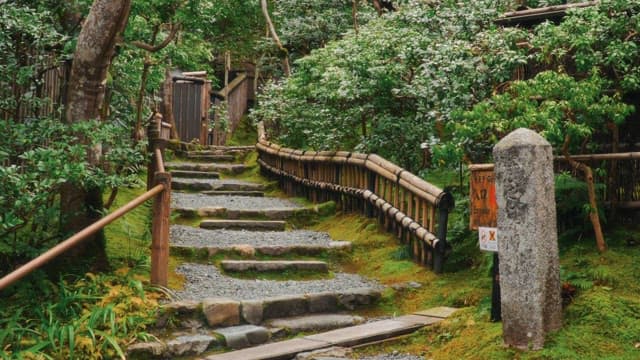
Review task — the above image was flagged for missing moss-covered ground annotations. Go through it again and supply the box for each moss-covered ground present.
[311,210,640,359]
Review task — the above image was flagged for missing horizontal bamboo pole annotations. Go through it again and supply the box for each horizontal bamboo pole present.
[470,152,640,172]
[0,184,165,292]
[258,158,439,246]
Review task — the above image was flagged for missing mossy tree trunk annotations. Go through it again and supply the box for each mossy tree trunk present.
[61,0,132,266]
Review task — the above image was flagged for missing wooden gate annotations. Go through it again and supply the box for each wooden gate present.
[170,71,211,144]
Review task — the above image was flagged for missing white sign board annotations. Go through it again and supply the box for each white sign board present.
[479,227,498,253]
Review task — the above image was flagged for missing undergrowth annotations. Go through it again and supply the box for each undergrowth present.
[0,176,162,359]
[311,210,640,359]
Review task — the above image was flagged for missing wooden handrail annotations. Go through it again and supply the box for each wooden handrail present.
[1,117,173,292]
[256,122,454,273]
[0,184,165,291]
[155,148,165,173]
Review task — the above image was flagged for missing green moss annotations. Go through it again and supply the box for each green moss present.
[103,181,152,268]
[227,115,257,146]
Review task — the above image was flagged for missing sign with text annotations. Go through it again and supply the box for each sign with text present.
[479,227,499,252]
[469,164,497,230]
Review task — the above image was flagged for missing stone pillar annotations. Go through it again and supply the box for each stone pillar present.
[493,128,562,350]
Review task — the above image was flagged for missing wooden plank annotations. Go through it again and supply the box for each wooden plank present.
[304,319,427,347]
[203,338,330,360]
[413,306,459,319]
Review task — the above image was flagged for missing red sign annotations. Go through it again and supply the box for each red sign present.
[469,164,497,230]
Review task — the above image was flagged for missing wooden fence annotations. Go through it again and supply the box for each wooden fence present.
[0,117,172,291]
[555,152,640,209]
[212,73,251,145]
[471,152,640,209]
[2,57,70,122]
[256,123,454,273]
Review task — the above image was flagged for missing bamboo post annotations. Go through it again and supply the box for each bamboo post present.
[151,172,171,286]
[146,120,160,190]
[433,192,454,273]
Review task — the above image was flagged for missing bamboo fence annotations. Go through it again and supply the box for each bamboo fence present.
[256,122,454,273]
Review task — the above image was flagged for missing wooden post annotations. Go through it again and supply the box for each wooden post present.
[151,172,171,286]
[433,192,454,273]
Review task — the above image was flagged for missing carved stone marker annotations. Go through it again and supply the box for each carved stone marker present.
[493,128,562,350]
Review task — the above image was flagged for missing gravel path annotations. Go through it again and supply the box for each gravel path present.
[175,263,383,301]
[172,193,302,211]
[172,178,261,185]
[171,225,337,248]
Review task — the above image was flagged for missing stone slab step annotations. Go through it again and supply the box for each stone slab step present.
[265,314,364,334]
[200,220,286,231]
[202,309,456,360]
[214,325,271,349]
[171,170,221,179]
[157,290,382,330]
[170,226,352,257]
[185,154,235,162]
[172,178,265,192]
[166,162,249,175]
[202,190,264,197]
[221,260,329,273]
[128,334,218,359]
[174,207,308,220]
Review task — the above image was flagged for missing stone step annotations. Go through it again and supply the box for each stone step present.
[174,207,308,220]
[171,178,266,192]
[185,149,253,157]
[202,190,264,197]
[221,260,329,273]
[185,154,235,162]
[128,314,365,358]
[128,334,219,359]
[170,226,352,257]
[265,314,364,334]
[170,170,221,179]
[200,220,286,231]
[201,308,457,360]
[156,289,382,330]
[215,324,271,350]
[166,162,249,175]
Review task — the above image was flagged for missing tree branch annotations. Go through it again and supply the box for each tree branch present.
[261,0,291,76]
[131,23,181,53]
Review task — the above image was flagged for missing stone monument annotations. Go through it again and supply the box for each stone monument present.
[493,128,562,350]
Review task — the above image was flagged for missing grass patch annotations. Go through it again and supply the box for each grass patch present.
[103,181,152,268]
[310,210,640,359]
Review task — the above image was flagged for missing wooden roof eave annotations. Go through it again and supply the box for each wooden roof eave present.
[494,1,598,27]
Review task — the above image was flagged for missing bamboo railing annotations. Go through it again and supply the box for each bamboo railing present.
[256,123,454,273]
[0,117,172,291]
[474,152,640,209]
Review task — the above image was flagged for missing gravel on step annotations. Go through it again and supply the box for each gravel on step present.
[175,263,383,301]
[171,226,335,248]
[172,193,301,211]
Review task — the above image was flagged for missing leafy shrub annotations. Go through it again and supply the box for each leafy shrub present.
[0,269,160,359]
[0,118,144,275]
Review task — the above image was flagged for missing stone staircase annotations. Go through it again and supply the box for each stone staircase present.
[129,146,454,360]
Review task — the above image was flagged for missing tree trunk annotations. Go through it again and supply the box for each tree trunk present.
[260,0,291,76]
[352,0,359,34]
[61,0,132,266]
[562,137,606,252]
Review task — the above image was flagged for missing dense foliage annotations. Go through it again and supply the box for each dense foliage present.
[253,0,639,169]
[252,0,529,170]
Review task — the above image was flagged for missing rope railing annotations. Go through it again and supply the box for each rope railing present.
[256,122,454,273]
[0,116,172,291]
